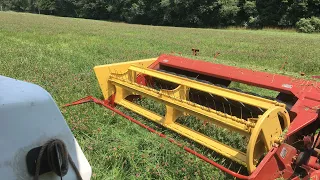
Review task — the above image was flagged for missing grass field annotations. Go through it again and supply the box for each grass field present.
[1,11,320,180]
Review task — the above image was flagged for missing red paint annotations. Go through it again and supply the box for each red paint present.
[299,164,320,180]
[136,74,147,86]
[307,156,320,170]
[183,146,249,179]
[308,170,320,180]
[245,144,296,180]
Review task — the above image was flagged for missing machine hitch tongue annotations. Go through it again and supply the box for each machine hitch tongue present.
[66,54,320,180]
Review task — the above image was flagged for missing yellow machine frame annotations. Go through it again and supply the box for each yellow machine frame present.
[94,59,290,173]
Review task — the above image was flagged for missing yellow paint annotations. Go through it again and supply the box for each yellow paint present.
[94,58,156,100]
[111,76,253,135]
[116,95,247,166]
[128,66,284,110]
[94,59,291,174]
[246,106,290,173]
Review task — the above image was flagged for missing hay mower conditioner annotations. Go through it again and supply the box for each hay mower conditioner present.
[67,54,320,179]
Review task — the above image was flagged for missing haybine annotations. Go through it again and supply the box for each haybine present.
[66,54,320,179]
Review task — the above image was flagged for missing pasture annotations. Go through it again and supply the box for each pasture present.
[1,12,320,179]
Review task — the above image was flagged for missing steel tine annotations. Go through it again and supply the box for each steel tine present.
[237,166,242,173]
[229,103,232,116]
[146,76,152,87]
[211,96,217,111]
[197,94,202,106]
[228,161,233,170]
[222,102,226,116]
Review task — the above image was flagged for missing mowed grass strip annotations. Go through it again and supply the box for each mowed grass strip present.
[1,12,320,180]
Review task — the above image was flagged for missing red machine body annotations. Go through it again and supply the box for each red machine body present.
[142,55,320,179]
[67,54,320,179]
[147,55,320,137]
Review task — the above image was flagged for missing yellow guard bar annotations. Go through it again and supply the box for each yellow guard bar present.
[94,59,290,173]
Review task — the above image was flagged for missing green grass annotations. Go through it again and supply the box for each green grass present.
[1,12,320,179]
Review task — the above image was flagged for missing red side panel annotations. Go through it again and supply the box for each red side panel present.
[248,144,296,180]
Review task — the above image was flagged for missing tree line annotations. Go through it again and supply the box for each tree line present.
[1,0,320,32]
